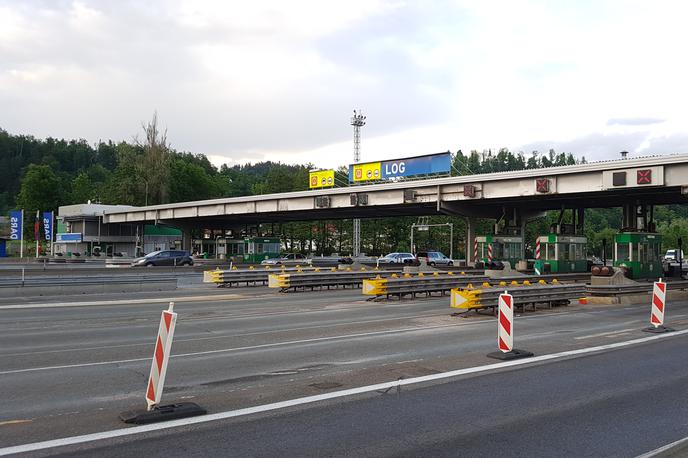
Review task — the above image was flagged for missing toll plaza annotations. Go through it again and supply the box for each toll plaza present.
[475,235,523,268]
[535,235,587,274]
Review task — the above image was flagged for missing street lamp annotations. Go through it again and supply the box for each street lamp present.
[351,109,366,257]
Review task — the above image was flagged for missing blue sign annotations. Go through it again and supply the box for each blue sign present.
[9,210,22,241]
[43,211,53,242]
[56,233,82,243]
[349,152,451,183]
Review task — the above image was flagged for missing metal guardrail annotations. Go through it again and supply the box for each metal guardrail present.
[205,266,319,287]
[451,281,586,312]
[362,272,590,300]
[0,275,179,287]
[362,271,489,300]
[586,280,688,296]
[268,268,393,292]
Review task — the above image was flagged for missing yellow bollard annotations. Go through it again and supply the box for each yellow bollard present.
[499,281,507,286]
[447,271,454,275]
[482,282,491,287]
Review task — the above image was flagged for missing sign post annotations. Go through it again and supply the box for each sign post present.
[643,279,674,333]
[119,302,206,424]
[487,291,533,360]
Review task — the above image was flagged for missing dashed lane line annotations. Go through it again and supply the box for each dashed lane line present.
[2,329,687,456]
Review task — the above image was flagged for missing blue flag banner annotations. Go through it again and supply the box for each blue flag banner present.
[9,210,23,240]
[43,211,53,242]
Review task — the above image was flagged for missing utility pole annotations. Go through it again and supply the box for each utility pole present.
[351,110,366,257]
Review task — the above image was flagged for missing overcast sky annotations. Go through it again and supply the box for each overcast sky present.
[2,0,688,169]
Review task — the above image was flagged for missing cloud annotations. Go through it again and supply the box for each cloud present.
[2,0,688,170]
[607,118,666,126]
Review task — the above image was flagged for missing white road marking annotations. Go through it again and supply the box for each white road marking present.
[0,323,467,375]
[0,294,245,310]
[635,435,688,457]
[1,329,686,456]
[0,313,445,358]
[574,328,637,340]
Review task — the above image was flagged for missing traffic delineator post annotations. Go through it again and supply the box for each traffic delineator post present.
[146,302,177,410]
[119,302,206,424]
[643,279,674,333]
[487,291,533,360]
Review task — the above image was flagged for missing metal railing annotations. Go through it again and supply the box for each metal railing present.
[451,281,586,312]
[205,266,319,287]
[268,268,393,292]
[362,272,590,300]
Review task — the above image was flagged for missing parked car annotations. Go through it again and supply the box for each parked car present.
[416,251,454,266]
[377,252,419,265]
[261,253,311,266]
[664,249,685,261]
[132,250,193,267]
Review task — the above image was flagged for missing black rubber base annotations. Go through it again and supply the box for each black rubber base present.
[642,325,675,334]
[487,349,534,360]
[120,402,207,424]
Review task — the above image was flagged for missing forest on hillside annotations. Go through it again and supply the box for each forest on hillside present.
[1,119,687,258]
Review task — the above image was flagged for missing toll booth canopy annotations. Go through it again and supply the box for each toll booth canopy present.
[535,235,587,273]
[614,232,662,279]
[476,235,523,267]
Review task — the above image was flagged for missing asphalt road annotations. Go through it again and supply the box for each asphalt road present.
[46,335,688,458]
[1,285,687,456]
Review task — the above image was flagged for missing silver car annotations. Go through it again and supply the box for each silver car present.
[416,251,453,266]
[378,252,418,265]
[261,253,311,266]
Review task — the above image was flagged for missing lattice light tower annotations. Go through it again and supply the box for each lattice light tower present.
[351,110,366,257]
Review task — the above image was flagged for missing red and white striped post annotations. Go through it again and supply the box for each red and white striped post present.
[487,243,493,263]
[120,301,206,424]
[498,292,513,352]
[535,239,541,260]
[473,238,478,263]
[487,291,533,360]
[644,279,674,333]
[146,302,178,410]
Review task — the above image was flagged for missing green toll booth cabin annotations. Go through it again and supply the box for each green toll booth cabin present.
[613,232,662,279]
[475,235,523,267]
[534,234,587,274]
[226,237,281,263]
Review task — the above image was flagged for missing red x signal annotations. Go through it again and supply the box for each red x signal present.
[536,178,549,193]
[637,169,652,184]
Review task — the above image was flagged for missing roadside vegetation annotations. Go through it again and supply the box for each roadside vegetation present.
[1,118,686,258]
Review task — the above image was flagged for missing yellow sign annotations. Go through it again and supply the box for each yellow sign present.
[309,170,335,189]
[351,162,382,182]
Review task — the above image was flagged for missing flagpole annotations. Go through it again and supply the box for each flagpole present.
[35,210,40,259]
[50,212,55,257]
[20,209,24,259]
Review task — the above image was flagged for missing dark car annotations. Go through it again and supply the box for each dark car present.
[132,250,194,267]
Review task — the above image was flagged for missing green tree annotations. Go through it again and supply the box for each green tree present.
[17,164,62,212]
[70,172,96,204]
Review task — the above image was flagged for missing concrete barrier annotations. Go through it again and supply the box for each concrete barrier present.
[0,277,177,298]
